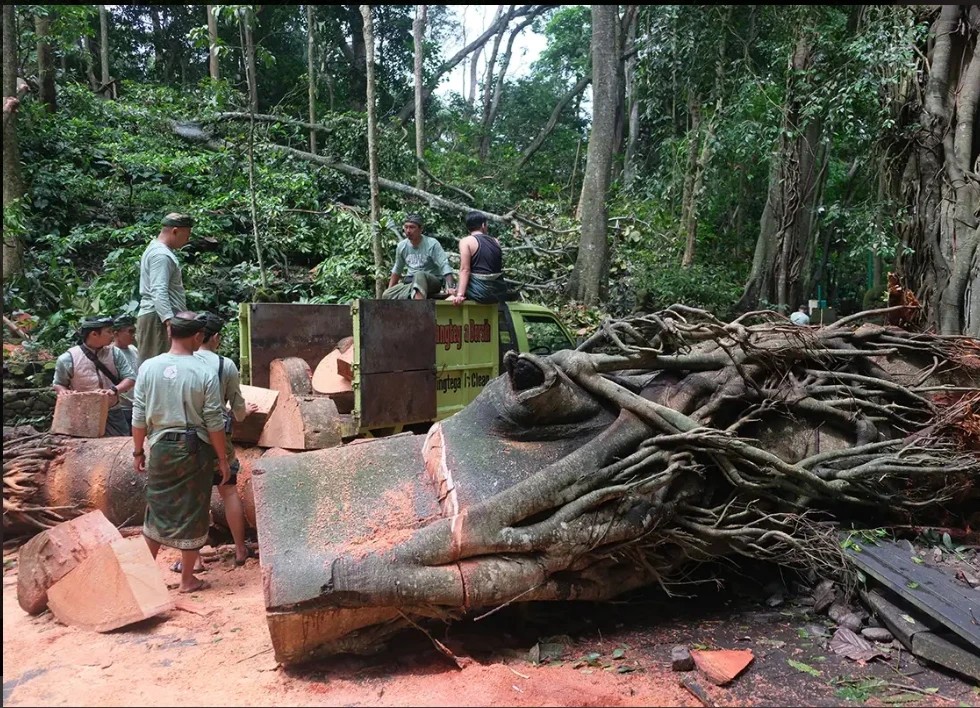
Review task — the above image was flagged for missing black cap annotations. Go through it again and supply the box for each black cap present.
[403,213,424,228]
[113,315,136,329]
[202,312,224,336]
[80,315,114,331]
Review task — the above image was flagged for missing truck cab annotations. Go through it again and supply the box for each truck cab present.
[239,299,574,437]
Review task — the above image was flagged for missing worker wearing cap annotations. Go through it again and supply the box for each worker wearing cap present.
[136,212,194,368]
[52,315,138,436]
[382,213,456,300]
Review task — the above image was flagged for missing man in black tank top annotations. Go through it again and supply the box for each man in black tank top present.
[452,211,508,305]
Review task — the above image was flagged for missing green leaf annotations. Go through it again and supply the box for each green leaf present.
[911,556,923,564]
[612,648,625,660]
[906,581,920,590]
[942,532,953,550]
[787,659,822,677]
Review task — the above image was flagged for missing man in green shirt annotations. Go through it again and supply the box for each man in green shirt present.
[382,213,456,300]
[132,311,231,594]
[111,314,140,426]
[136,212,193,368]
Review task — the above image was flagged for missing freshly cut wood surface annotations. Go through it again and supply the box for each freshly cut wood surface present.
[50,391,109,438]
[17,510,123,615]
[232,384,279,444]
[46,537,174,632]
[257,394,343,450]
[268,358,313,397]
[690,649,754,685]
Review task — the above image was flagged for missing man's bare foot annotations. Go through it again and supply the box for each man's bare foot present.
[171,560,205,573]
[178,578,211,594]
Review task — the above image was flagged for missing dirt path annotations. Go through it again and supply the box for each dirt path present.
[3,546,976,707]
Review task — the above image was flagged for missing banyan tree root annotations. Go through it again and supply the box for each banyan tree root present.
[253,306,979,662]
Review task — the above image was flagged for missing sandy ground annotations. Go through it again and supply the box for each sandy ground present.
[3,546,978,707]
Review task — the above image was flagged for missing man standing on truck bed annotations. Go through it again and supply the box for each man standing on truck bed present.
[382,213,456,300]
[136,212,193,368]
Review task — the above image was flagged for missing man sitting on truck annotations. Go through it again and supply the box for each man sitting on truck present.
[451,211,507,305]
[382,213,456,300]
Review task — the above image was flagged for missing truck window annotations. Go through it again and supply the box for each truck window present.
[523,316,574,355]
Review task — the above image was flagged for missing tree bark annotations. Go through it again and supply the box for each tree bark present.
[896,5,980,335]
[307,5,317,154]
[207,5,220,81]
[568,5,620,305]
[622,5,639,187]
[150,8,164,81]
[2,3,24,281]
[481,13,537,160]
[348,6,367,113]
[680,95,702,268]
[99,5,110,88]
[36,12,56,112]
[360,5,384,298]
[737,34,827,313]
[413,5,427,190]
[242,10,259,114]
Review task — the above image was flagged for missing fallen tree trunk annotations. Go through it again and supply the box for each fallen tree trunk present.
[252,307,979,663]
[3,435,264,547]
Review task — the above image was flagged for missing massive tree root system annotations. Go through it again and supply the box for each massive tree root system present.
[253,307,979,662]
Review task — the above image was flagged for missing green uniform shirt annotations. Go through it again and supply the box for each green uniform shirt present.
[391,236,453,280]
[138,240,186,323]
[194,349,248,421]
[113,343,139,406]
[132,353,225,448]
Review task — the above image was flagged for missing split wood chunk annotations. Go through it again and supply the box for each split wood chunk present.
[231,384,279,444]
[257,394,344,450]
[690,649,754,686]
[269,357,313,397]
[17,510,123,615]
[49,391,110,438]
[46,537,174,632]
[312,339,354,413]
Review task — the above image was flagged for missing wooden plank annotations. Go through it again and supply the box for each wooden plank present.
[46,537,174,632]
[232,385,279,444]
[845,540,980,650]
[862,589,980,682]
[359,370,436,429]
[357,299,435,374]
[247,303,352,389]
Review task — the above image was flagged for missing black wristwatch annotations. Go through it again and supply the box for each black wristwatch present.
[133,450,145,457]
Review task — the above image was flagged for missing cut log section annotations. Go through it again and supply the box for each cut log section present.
[17,510,123,615]
[257,394,344,450]
[269,357,313,397]
[231,384,279,444]
[312,339,354,414]
[46,536,174,632]
[49,391,110,438]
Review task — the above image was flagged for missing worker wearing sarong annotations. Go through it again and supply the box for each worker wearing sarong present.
[53,315,137,436]
[136,212,193,368]
[132,311,231,594]
[382,213,456,300]
[451,211,508,305]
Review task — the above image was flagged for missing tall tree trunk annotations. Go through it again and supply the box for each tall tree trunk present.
[897,5,980,336]
[150,8,164,81]
[99,5,110,88]
[468,49,480,109]
[568,5,620,305]
[413,5,427,190]
[36,12,56,112]
[82,36,98,91]
[207,5,220,81]
[681,8,729,268]
[348,6,367,113]
[477,6,508,152]
[307,5,317,154]
[737,34,827,313]
[679,95,702,268]
[622,6,639,188]
[480,11,535,160]
[360,5,384,298]
[242,10,258,114]
[2,4,25,281]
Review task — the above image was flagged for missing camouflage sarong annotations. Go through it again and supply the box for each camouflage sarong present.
[143,435,216,550]
[464,272,508,304]
[136,313,170,368]
[382,272,444,300]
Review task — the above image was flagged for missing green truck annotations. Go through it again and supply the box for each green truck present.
[239,299,574,437]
